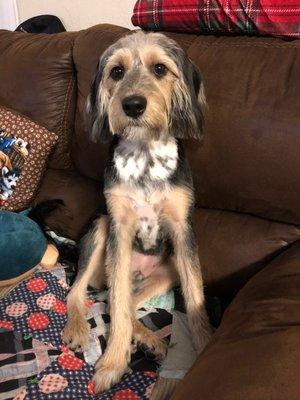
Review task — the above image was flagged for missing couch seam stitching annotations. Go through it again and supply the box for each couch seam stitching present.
[64,76,75,165]
[189,42,299,50]
[59,75,74,166]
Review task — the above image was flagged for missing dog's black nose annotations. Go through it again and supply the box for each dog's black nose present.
[122,95,147,118]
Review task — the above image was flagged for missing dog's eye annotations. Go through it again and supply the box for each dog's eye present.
[110,66,124,81]
[154,63,167,77]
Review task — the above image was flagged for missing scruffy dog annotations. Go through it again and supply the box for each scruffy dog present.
[63,31,212,395]
[0,166,20,199]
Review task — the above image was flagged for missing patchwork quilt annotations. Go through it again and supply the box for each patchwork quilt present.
[0,265,173,399]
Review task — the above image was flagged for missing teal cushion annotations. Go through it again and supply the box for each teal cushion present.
[0,211,47,280]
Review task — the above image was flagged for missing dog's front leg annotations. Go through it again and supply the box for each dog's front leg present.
[93,196,137,393]
[63,215,108,351]
[162,187,212,353]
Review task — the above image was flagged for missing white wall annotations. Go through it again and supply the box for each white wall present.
[16,0,136,31]
[0,0,19,29]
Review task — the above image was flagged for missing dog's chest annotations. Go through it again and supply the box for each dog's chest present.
[113,138,178,253]
[113,138,178,183]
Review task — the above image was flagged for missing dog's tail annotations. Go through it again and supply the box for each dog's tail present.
[28,199,65,233]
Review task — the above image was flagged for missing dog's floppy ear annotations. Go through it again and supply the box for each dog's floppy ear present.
[85,56,111,143]
[169,52,206,140]
[2,166,8,177]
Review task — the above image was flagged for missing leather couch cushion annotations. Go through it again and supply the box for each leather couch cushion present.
[195,208,300,299]
[0,30,77,169]
[185,35,300,225]
[172,241,300,400]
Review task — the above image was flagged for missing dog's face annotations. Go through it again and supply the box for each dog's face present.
[86,32,206,142]
[13,137,30,157]
[1,167,20,190]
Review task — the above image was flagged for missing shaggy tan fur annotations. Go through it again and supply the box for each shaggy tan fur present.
[64,31,211,399]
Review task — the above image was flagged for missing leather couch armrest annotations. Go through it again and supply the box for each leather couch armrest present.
[172,240,300,400]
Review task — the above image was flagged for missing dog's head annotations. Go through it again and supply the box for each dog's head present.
[13,137,30,157]
[1,167,20,190]
[86,31,206,142]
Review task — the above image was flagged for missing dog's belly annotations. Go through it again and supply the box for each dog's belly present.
[131,202,164,281]
[131,251,161,279]
[105,184,170,261]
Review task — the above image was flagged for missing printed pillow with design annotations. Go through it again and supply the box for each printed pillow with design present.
[0,107,58,211]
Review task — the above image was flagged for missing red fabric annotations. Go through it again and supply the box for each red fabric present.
[132,0,300,39]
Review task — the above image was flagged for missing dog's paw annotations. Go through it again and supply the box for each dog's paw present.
[62,318,90,352]
[93,359,127,393]
[149,338,168,361]
[138,336,168,361]
[133,321,168,361]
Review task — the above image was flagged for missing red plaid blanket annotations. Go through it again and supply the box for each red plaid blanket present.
[132,0,300,39]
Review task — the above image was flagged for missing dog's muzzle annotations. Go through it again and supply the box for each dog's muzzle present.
[122,95,147,118]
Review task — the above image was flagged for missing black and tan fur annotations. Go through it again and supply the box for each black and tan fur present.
[62,31,211,397]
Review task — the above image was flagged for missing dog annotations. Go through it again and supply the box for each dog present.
[13,137,30,157]
[62,31,212,396]
[0,166,20,199]
[0,130,30,158]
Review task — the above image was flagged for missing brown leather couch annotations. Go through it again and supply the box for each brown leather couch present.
[0,24,300,400]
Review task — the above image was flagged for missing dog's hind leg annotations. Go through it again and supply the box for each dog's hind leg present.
[63,215,108,351]
[132,259,178,311]
[131,259,178,360]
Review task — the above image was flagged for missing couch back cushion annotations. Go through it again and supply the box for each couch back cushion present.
[185,35,300,225]
[0,30,77,169]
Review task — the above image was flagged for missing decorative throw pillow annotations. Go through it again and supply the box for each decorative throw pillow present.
[132,0,300,39]
[0,107,58,211]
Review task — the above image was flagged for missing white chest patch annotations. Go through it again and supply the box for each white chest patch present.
[114,138,178,183]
